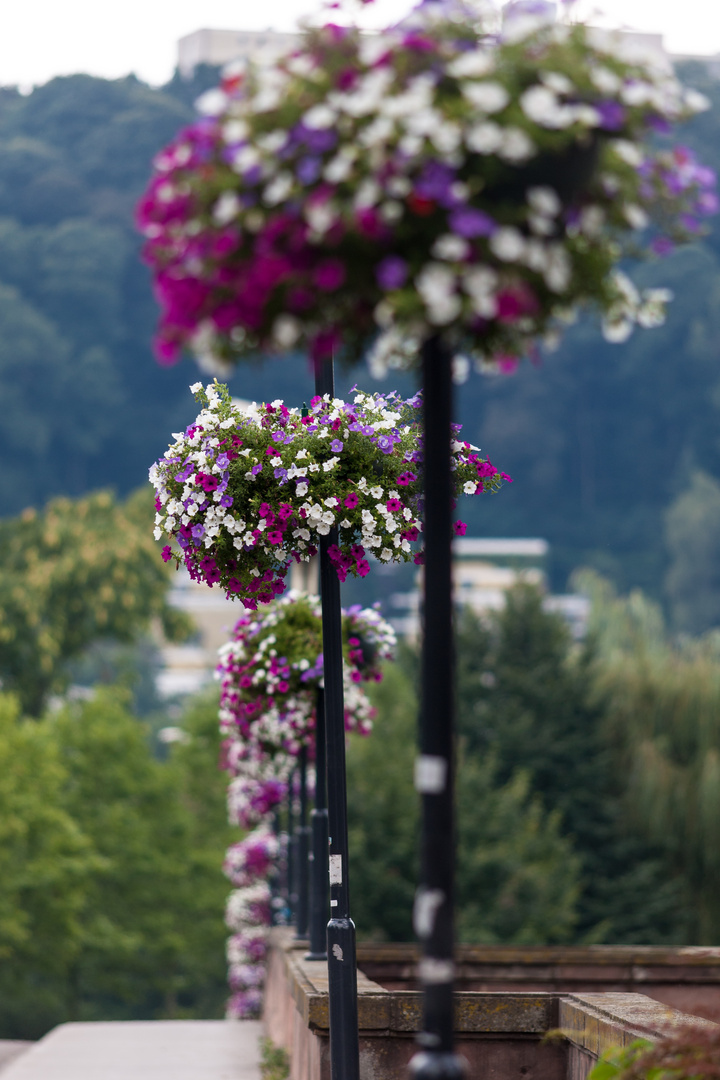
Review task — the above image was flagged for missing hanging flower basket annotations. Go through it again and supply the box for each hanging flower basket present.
[219,591,395,829]
[150,381,507,605]
[137,2,716,373]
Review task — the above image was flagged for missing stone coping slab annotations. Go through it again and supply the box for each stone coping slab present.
[0,1020,262,1080]
[356,943,720,984]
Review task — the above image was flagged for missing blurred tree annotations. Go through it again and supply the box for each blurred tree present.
[456,586,686,943]
[0,488,191,715]
[0,685,233,1039]
[665,471,720,633]
[0,693,99,1038]
[579,569,720,943]
[346,659,581,942]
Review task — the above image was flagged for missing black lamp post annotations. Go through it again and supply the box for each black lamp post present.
[315,356,360,1080]
[306,686,329,960]
[294,745,310,939]
[410,336,466,1080]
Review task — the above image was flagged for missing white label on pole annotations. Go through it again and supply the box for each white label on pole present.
[418,958,455,985]
[414,755,448,794]
[413,887,445,939]
[329,854,343,885]
[330,899,338,907]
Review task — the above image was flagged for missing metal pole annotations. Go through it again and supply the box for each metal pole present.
[269,807,285,926]
[315,356,360,1080]
[287,769,297,926]
[295,745,310,939]
[409,336,466,1080]
[306,686,329,960]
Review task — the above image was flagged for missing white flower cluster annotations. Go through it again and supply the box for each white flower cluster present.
[601,271,673,343]
[225,881,272,931]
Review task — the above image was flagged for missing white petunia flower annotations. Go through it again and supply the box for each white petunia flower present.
[527,186,561,217]
[432,234,470,261]
[212,191,240,225]
[272,315,301,349]
[624,204,649,230]
[196,88,228,116]
[447,50,495,79]
[489,227,525,262]
[263,173,293,206]
[465,121,502,154]
[461,81,509,113]
[498,128,535,162]
[303,103,336,129]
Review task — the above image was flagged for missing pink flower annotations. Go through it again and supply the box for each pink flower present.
[267,530,283,544]
[161,545,173,562]
[386,498,401,513]
[454,521,467,536]
[344,492,359,508]
[397,472,417,486]
[314,259,346,291]
[258,503,272,518]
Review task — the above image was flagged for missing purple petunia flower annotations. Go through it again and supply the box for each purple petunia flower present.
[251,463,263,475]
[297,156,322,184]
[220,494,234,508]
[448,207,496,238]
[595,100,626,131]
[377,435,394,454]
[331,439,344,452]
[376,255,409,290]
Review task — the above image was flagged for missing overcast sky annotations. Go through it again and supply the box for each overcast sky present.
[1,0,719,90]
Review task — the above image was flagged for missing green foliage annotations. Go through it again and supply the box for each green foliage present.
[0,685,233,1040]
[346,655,581,942]
[587,1023,720,1080]
[456,753,579,944]
[665,471,720,633]
[456,586,685,943]
[0,488,192,716]
[0,693,98,1035]
[346,664,419,941]
[260,1038,291,1080]
[579,570,720,943]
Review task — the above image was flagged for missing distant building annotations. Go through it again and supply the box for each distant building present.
[177,28,300,79]
[389,538,589,641]
[157,558,318,700]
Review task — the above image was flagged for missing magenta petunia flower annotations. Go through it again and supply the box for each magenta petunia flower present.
[453,521,467,536]
[161,545,173,562]
[343,492,359,508]
[386,498,402,512]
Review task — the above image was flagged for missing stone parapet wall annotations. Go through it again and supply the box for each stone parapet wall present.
[358,943,720,1024]
[264,932,716,1080]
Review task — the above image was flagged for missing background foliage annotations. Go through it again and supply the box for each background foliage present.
[0,684,233,1040]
